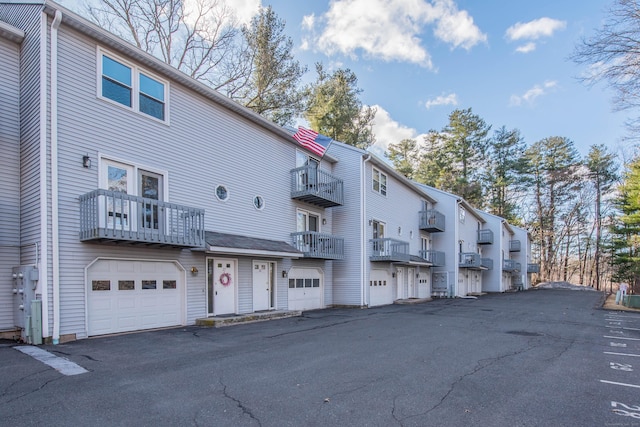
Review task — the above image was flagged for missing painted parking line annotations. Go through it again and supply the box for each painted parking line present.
[14,346,88,376]
[600,380,640,389]
[604,351,640,358]
[604,336,640,341]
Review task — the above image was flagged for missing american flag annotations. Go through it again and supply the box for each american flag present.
[292,126,333,157]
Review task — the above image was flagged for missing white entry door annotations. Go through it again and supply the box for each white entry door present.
[407,268,416,298]
[208,259,236,315]
[253,261,273,311]
[396,268,405,300]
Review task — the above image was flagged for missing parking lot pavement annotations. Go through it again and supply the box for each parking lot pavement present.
[2,289,637,427]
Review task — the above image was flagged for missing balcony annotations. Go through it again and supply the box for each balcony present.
[419,209,445,232]
[503,259,520,272]
[459,252,481,268]
[509,239,521,252]
[291,231,344,260]
[477,229,494,245]
[527,263,540,273]
[420,250,445,266]
[79,189,205,248]
[290,166,343,208]
[481,258,493,270]
[370,238,410,262]
[512,275,523,286]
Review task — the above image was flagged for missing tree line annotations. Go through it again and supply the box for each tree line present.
[86,0,640,293]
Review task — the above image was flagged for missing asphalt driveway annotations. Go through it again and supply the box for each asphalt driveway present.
[2,289,639,426]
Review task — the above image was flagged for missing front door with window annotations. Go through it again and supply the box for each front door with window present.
[207,259,236,315]
[253,261,273,311]
[102,160,134,229]
[138,169,164,232]
[372,220,385,255]
[297,209,320,254]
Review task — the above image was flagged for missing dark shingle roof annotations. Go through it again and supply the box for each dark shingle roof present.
[205,231,302,256]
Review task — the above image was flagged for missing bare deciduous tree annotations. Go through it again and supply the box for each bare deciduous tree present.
[88,0,249,94]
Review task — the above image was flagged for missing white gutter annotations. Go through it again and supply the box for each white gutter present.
[50,9,62,344]
[38,12,50,339]
[361,154,372,306]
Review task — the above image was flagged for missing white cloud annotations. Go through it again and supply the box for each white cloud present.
[370,105,419,155]
[509,80,558,106]
[425,93,458,109]
[515,42,536,53]
[506,17,566,41]
[303,0,486,68]
[224,0,261,26]
[432,0,487,50]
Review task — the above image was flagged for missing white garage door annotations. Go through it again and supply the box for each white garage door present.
[369,269,393,307]
[288,268,323,311]
[87,259,184,336]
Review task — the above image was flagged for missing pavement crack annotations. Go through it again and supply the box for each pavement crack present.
[219,378,261,426]
[0,370,61,404]
[402,344,536,422]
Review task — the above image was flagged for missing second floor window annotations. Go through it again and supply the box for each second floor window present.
[373,168,387,196]
[100,51,167,122]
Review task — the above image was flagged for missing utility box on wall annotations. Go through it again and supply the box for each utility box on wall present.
[12,266,42,344]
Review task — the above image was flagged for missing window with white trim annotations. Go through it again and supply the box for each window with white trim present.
[372,168,387,196]
[99,50,168,122]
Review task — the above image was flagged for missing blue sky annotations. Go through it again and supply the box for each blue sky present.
[61,0,633,160]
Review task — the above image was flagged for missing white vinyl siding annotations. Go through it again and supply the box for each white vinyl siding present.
[0,33,23,330]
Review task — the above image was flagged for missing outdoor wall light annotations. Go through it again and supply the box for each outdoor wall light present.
[190,266,198,275]
[82,155,91,168]
[369,219,373,226]
[282,270,287,278]
[322,218,327,225]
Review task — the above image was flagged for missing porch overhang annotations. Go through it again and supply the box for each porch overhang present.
[203,231,303,259]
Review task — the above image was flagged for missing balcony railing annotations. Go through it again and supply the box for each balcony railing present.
[419,209,445,232]
[370,238,410,262]
[509,239,521,252]
[503,259,520,272]
[481,258,493,270]
[420,250,445,266]
[527,263,540,273]
[79,189,205,248]
[291,231,344,260]
[459,252,481,268]
[477,229,494,245]
[290,166,344,208]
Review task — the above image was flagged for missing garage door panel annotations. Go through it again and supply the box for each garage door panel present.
[88,260,184,336]
[287,268,323,311]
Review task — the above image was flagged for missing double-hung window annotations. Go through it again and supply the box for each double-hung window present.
[100,50,167,122]
[372,168,387,196]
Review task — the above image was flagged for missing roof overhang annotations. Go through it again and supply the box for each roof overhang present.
[202,231,302,259]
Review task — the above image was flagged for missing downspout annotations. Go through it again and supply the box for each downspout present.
[50,9,63,344]
[454,201,461,298]
[361,154,372,307]
[38,12,50,339]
